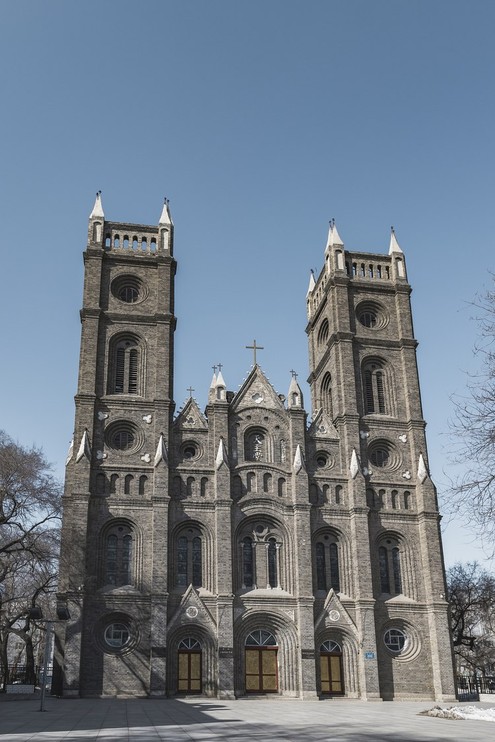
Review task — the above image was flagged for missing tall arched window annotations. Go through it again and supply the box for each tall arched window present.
[238,523,283,591]
[379,540,402,595]
[321,372,333,417]
[176,528,202,588]
[108,334,142,395]
[245,428,268,462]
[314,535,340,593]
[363,359,392,415]
[104,523,133,586]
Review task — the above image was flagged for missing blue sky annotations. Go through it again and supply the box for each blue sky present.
[1,0,494,569]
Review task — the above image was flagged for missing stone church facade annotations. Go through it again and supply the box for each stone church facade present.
[55,194,456,700]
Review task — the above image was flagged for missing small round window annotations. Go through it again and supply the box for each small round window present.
[356,301,387,330]
[182,442,199,461]
[368,439,400,470]
[105,421,143,454]
[316,451,330,469]
[104,622,130,649]
[384,628,407,654]
[111,275,146,304]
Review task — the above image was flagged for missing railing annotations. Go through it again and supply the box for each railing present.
[457,675,495,701]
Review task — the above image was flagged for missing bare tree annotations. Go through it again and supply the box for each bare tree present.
[449,285,495,554]
[0,431,61,689]
[447,562,495,676]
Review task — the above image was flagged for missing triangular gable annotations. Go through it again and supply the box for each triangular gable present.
[166,585,216,634]
[314,588,357,635]
[308,409,339,440]
[231,365,286,413]
[174,397,208,431]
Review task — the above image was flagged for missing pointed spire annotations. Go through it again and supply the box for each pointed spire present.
[349,449,360,479]
[216,370,226,388]
[293,444,305,474]
[417,453,428,483]
[76,430,91,463]
[306,270,316,297]
[159,198,173,226]
[288,373,303,409]
[389,226,403,254]
[330,219,344,247]
[215,438,229,470]
[89,191,104,219]
[325,221,333,252]
[210,370,217,389]
[154,434,168,467]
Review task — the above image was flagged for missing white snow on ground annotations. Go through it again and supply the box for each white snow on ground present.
[423,705,495,721]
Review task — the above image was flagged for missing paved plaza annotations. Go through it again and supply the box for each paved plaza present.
[0,697,493,742]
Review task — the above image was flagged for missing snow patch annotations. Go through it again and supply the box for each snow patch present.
[421,705,495,721]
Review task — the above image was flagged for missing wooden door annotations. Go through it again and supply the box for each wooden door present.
[320,652,344,695]
[245,648,278,693]
[178,650,202,693]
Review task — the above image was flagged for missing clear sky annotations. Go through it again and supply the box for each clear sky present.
[1,0,494,570]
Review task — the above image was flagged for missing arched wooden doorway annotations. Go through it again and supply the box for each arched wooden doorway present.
[245,630,278,693]
[177,637,202,694]
[320,640,344,696]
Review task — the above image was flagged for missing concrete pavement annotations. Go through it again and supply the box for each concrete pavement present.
[0,697,493,741]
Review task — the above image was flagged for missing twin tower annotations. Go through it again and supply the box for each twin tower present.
[56,195,455,700]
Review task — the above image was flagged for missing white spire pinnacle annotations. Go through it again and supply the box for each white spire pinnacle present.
[349,449,360,479]
[417,453,428,483]
[89,191,104,219]
[389,226,403,254]
[210,371,217,389]
[306,271,316,297]
[76,430,91,463]
[159,198,173,226]
[331,220,344,246]
[154,434,168,467]
[216,370,226,388]
[215,438,229,470]
[293,444,305,474]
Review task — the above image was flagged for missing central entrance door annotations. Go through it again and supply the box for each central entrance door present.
[320,640,344,696]
[245,630,278,693]
[177,638,202,694]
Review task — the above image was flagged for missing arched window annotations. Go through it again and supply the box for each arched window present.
[176,528,202,588]
[239,523,283,591]
[277,477,286,497]
[109,473,118,495]
[139,475,147,495]
[363,359,391,415]
[243,537,254,588]
[379,540,402,596]
[314,535,340,593]
[321,372,333,417]
[263,473,272,493]
[246,472,256,492]
[200,477,208,497]
[104,523,133,586]
[318,319,329,345]
[108,334,142,395]
[335,485,342,504]
[124,474,133,495]
[245,428,268,462]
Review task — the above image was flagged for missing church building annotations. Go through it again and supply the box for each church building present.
[55,195,456,700]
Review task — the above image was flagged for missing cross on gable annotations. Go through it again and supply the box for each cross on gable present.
[246,339,264,366]
[187,386,195,397]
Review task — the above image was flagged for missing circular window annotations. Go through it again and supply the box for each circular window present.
[368,439,400,470]
[181,441,200,461]
[104,622,130,649]
[356,301,387,330]
[111,275,146,304]
[105,421,143,454]
[384,628,407,654]
[316,451,330,469]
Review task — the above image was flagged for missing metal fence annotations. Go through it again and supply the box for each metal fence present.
[2,664,41,686]
[457,675,495,701]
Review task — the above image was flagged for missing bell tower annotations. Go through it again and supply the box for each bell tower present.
[57,194,176,696]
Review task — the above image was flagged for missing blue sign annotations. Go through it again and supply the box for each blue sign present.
[364,652,375,660]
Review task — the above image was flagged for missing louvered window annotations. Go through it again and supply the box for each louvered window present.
[363,361,387,414]
[110,337,141,395]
